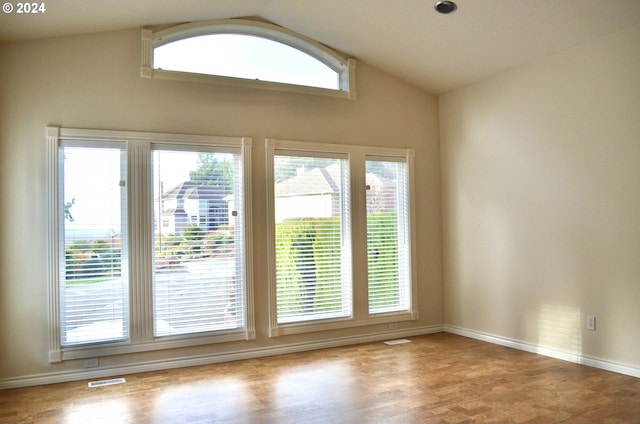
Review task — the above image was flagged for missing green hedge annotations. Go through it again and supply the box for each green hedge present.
[275,212,400,317]
[276,217,343,318]
[367,212,401,310]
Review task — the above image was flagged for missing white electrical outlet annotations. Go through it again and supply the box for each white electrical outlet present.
[84,358,99,368]
[586,315,596,331]
[388,323,398,330]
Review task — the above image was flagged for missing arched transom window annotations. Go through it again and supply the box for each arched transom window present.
[141,19,356,99]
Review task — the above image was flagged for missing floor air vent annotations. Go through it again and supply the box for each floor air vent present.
[384,339,412,346]
[88,377,126,388]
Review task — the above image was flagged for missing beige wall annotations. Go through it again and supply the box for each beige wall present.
[0,29,442,382]
[440,24,640,367]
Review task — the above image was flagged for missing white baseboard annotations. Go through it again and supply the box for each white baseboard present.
[5,324,636,390]
[0,325,443,390]
[444,325,640,379]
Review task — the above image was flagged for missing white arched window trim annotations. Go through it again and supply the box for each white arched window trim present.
[141,19,356,99]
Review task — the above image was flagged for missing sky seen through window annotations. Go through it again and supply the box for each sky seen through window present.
[153,34,339,90]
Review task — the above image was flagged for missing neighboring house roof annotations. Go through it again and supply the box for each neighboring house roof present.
[275,164,392,197]
[182,185,226,199]
[163,181,194,200]
[276,164,341,197]
[162,207,185,214]
[163,182,227,200]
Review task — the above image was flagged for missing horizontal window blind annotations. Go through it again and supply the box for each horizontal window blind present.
[274,155,352,324]
[59,144,128,346]
[366,160,410,314]
[152,148,245,337]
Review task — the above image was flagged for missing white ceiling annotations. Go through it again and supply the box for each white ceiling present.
[2,0,640,94]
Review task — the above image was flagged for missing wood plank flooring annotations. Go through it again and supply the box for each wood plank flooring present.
[1,333,640,423]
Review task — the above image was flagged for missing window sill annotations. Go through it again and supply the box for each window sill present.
[50,329,256,362]
[270,312,418,337]
[149,69,356,100]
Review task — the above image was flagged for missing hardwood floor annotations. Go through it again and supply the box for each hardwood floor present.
[1,333,639,423]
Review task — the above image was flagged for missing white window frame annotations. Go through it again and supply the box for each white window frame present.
[140,19,356,99]
[46,127,254,362]
[265,139,418,337]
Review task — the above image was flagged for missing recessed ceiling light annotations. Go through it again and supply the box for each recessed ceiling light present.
[434,1,457,14]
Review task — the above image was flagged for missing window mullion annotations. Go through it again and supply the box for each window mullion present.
[128,140,154,343]
[240,139,256,340]
[47,127,63,362]
[406,149,419,319]
[265,142,276,336]
[350,153,369,320]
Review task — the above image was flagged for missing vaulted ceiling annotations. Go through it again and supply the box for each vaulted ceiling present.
[2,0,640,94]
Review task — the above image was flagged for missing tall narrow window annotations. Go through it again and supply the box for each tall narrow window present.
[273,154,352,324]
[152,147,246,337]
[366,159,410,314]
[59,143,128,346]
